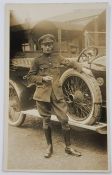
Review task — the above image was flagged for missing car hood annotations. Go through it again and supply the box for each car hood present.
[80,55,106,73]
[87,56,106,71]
[92,56,106,66]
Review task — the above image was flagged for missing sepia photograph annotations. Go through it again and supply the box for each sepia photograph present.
[4,2,110,172]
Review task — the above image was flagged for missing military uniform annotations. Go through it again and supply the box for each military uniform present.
[27,53,81,130]
[26,34,82,158]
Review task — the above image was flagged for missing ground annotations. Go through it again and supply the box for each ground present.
[7,115,108,172]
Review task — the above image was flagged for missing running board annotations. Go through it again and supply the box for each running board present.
[21,109,107,135]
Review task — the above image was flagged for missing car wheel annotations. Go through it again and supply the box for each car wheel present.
[9,81,26,126]
[60,69,102,125]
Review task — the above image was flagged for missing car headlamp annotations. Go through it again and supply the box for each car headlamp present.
[97,77,104,86]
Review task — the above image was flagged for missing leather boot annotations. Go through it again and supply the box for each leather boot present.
[63,129,82,157]
[44,127,53,158]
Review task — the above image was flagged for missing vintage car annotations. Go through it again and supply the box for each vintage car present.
[9,47,107,134]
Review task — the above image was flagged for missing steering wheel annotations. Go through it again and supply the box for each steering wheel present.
[78,47,98,63]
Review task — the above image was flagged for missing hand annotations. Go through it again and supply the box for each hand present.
[42,76,53,82]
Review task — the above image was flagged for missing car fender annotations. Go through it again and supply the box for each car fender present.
[9,79,35,110]
[82,66,94,77]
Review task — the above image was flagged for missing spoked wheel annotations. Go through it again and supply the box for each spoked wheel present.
[60,69,102,125]
[9,81,26,126]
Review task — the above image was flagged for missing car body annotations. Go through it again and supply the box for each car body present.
[9,47,107,134]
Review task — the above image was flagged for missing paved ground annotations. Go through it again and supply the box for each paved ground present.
[7,115,108,172]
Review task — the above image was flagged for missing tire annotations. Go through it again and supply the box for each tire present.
[9,80,26,126]
[60,69,102,125]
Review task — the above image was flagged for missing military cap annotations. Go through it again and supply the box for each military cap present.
[38,34,56,45]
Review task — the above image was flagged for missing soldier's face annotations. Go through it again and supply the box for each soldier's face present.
[41,42,54,54]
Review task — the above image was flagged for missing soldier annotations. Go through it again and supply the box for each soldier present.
[69,43,78,58]
[26,34,82,158]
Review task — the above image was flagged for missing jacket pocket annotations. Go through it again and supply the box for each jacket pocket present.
[39,64,49,70]
[39,64,49,75]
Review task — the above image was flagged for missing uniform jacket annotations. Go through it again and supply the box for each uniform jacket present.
[26,53,82,102]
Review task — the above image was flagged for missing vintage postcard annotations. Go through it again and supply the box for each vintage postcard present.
[4,2,110,172]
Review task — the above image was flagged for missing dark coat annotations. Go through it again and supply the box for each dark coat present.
[26,53,82,102]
